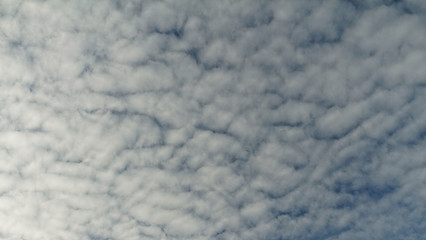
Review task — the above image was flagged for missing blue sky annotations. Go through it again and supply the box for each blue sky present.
[0,0,425,239]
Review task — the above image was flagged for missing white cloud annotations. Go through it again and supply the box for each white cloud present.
[0,0,425,239]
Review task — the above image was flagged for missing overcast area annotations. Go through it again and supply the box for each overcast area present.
[0,0,425,239]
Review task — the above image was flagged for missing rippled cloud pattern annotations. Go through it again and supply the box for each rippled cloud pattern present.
[0,0,425,239]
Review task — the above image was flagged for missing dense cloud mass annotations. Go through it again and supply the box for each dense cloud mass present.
[0,0,425,239]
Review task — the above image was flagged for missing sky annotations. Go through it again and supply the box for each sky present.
[0,0,425,239]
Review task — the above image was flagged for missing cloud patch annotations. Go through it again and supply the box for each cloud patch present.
[0,0,425,239]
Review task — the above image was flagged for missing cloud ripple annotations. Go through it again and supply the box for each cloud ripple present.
[0,0,425,239]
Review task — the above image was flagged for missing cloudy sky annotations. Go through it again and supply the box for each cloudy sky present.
[0,0,425,239]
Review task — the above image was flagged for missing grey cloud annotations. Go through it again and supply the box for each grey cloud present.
[0,0,425,239]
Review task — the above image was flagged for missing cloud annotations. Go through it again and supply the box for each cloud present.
[0,0,425,239]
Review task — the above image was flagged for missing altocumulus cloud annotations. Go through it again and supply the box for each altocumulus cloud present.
[0,0,425,239]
